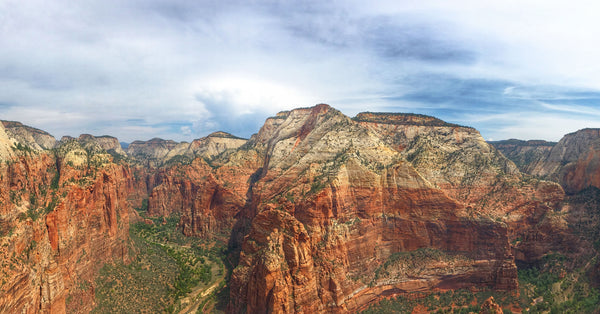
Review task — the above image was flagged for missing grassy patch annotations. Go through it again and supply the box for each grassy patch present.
[92,214,228,313]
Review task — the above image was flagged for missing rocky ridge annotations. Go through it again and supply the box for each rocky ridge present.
[493,129,600,194]
[127,132,247,167]
[0,130,147,313]
[489,139,556,175]
[226,106,529,313]
[0,105,583,313]
[1,120,57,151]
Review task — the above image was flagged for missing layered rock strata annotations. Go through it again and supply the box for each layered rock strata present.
[226,105,525,313]
[489,139,555,174]
[0,127,145,313]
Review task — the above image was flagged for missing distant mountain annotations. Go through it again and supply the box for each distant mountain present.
[1,105,598,313]
[489,139,556,174]
[493,129,600,194]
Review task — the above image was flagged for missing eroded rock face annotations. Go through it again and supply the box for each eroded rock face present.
[353,113,565,262]
[526,129,600,194]
[0,133,145,313]
[491,130,600,264]
[127,138,179,166]
[489,139,556,174]
[1,120,57,151]
[1,105,577,314]
[227,105,522,313]
[76,134,127,156]
[127,133,247,168]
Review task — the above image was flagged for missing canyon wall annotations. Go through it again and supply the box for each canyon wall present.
[225,106,529,313]
[1,106,585,313]
[0,127,146,313]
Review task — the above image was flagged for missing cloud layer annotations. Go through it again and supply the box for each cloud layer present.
[1,0,600,142]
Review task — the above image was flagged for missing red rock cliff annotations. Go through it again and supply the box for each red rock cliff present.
[0,132,146,313]
[227,105,519,313]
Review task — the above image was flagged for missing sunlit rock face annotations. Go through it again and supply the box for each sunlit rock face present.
[225,105,542,313]
[0,105,574,314]
[0,131,146,313]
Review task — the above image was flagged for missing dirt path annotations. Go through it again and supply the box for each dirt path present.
[177,262,227,314]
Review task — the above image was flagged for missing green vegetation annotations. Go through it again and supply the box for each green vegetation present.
[11,142,33,153]
[93,213,229,313]
[518,253,599,313]
[362,253,600,313]
[50,168,60,190]
[361,289,517,314]
[370,248,472,287]
[106,149,128,163]
[352,112,472,128]
[164,154,193,167]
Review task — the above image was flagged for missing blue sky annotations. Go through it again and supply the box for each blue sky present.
[1,0,600,142]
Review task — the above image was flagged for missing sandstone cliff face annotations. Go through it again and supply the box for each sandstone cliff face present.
[75,134,127,156]
[228,105,520,313]
[0,130,145,313]
[0,123,16,161]
[495,129,600,194]
[1,120,57,150]
[489,139,555,174]
[491,130,600,264]
[1,106,579,314]
[146,151,260,240]
[127,138,179,166]
[524,129,600,194]
[353,113,565,259]
[128,132,247,167]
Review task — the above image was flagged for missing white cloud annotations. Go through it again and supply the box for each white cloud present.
[1,0,600,142]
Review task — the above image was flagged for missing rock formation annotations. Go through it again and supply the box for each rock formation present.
[127,132,246,168]
[489,139,556,174]
[0,104,585,313]
[1,120,57,150]
[226,106,529,313]
[0,127,145,313]
[492,129,600,194]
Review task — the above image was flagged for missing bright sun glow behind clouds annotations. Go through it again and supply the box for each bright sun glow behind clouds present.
[1,0,600,142]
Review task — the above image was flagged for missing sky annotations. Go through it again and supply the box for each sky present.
[2,0,600,142]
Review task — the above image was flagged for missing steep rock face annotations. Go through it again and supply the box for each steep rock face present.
[147,149,261,240]
[526,129,600,194]
[353,113,565,254]
[0,133,145,313]
[127,138,179,166]
[489,139,555,174]
[165,131,247,161]
[354,112,521,206]
[75,134,127,156]
[0,122,15,160]
[492,131,600,264]
[128,133,247,167]
[1,120,57,150]
[228,105,518,313]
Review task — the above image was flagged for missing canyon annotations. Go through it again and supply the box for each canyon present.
[1,105,599,313]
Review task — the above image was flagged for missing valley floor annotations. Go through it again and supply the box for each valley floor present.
[91,212,229,313]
